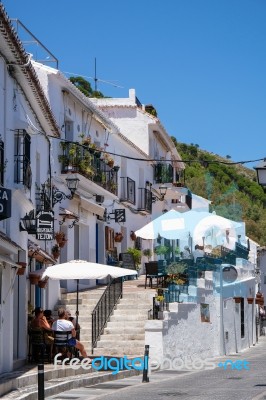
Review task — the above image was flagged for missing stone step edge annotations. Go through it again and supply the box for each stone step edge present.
[4,368,142,400]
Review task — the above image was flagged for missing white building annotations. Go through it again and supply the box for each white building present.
[0,4,61,373]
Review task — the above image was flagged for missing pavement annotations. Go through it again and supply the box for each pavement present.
[3,277,266,399]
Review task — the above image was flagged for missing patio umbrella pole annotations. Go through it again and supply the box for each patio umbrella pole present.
[76,279,79,329]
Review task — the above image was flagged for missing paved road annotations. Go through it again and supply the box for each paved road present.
[47,336,266,400]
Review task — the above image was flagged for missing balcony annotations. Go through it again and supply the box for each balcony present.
[120,177,135,204]
[138,188,152,214]
[154,163,173,184]
[59,141,118,195]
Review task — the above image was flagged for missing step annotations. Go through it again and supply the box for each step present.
[100,333,145,341]
[104,327,145,335]
[107,321,145,328]
[109,315,148,322]
[116,303,151,310]
[112,309,148,316]
[92,347,145,356]
[97,339,144,347]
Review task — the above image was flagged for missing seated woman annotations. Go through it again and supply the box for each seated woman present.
[30,307,54,344]
[44,309,54,327]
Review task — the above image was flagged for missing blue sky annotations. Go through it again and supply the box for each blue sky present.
[2,0,266,168]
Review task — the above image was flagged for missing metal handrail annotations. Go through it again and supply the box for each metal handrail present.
[91,278,123,353]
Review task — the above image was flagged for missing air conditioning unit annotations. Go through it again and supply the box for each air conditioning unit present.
[95,195,104,203]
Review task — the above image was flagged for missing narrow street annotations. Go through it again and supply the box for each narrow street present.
[47,336,266,400]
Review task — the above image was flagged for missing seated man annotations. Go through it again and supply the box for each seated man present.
[52,307,88,358]
[192,245,205,262]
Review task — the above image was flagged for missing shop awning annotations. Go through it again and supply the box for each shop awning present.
[28,240,56,264]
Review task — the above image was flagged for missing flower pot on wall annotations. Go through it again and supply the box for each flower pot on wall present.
[233,297,242,304]
[247,298,254,304]
[29,273,40,285]
[38,279,48,289]
[17,266,26,276]
[130,231,137,241]
[114,233,123,243]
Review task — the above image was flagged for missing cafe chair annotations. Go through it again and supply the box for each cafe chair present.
[145,262,166,289]
[28,328,52,363]
[53,330,75,361]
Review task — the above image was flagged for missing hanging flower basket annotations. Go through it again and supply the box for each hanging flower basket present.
[52,244,60,260]
[114,233,124,243]
[233,297,242,304]
[55,232,67,247]
[29,273,40,285]
[247,298,254,304]
[256,298,264,305]
[130,231,137,241]
[17,266,26,276]
[38,280,48,289]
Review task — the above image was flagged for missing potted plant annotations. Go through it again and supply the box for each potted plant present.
[52,244,60,260]
[28,272,40,285]
[154,245,169,259]
[54,231,67,248]
[234,297,242,304]
[114,232,124,242]
[126,247,142,271]
[38,278,48,289]
[130,231,137,241]
[247,297,254,304]
[165,262,187,287]
[143,248,152,261]
[17,262,27,276]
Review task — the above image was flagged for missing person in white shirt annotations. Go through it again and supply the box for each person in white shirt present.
[222,229,236,251]
[52,308,88,358]
[182,246,192,259]
[192,245,205,262]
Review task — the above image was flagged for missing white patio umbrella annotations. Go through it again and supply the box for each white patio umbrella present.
[192,214,243,249]
[41,260,137,326]
[134,209,211,240]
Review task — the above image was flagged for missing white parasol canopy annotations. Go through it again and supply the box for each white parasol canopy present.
[42,259,137,280]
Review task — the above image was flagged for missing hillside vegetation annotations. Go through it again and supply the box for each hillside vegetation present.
[172,139,266,246]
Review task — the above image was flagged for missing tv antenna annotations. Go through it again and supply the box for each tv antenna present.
[63,57,123,91]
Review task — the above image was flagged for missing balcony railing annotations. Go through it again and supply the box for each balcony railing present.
[59,141,118,195]
[138,188,152,213]
[120,177,136,204]
[91,278,122,353]
[154,163,173,184]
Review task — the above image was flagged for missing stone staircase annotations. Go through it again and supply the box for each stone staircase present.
[55,285,107,354]
[53,276,156,357]
[92,283,156,357]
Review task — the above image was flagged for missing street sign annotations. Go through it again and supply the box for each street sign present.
[0,187,11,221]
[36,210,54,240]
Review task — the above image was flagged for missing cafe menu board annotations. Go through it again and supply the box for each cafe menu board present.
[120,253,135,270]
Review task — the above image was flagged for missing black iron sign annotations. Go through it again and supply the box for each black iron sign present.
[115,209,126,223]
[36,210,54,240]
[0,188,11,221]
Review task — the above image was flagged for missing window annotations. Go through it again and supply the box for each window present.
[14,130,31,188]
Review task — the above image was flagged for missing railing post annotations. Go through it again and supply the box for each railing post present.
[142,345,149,383]
[38,364,45,400]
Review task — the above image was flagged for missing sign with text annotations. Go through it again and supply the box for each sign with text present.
[0,188,11,221]
[36,210,54,240]
[115,209,126,223]
[120,253,135,270]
